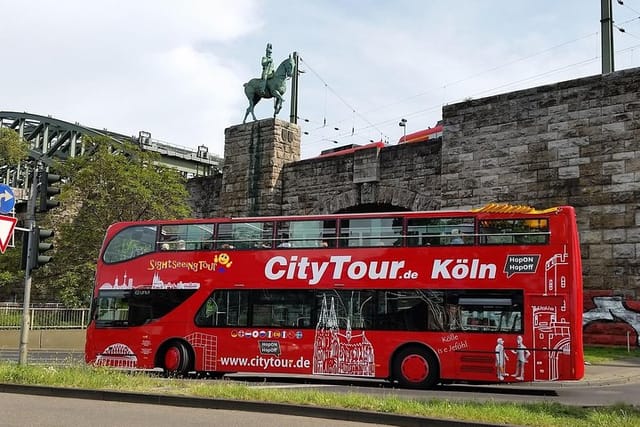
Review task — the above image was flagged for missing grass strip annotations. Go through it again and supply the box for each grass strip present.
[583,346,640,364]
[1,361,639,427]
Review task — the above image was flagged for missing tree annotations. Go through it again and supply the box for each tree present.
[0,128,29,301]
[35,136,192,306]
[0,128,29,166]
[0,241,24,302]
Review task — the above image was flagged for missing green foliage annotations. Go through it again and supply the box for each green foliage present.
[0,129,28,296]
[59,137,191,222]
[0,128,28,299]
[34,136,191,306]
[584,346,640,364]
[0,309,22,326]
[0,234,25,301]
[0,128,29,166]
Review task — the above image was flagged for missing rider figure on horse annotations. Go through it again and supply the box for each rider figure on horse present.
[260,43,274,96]
[243,44,294,123]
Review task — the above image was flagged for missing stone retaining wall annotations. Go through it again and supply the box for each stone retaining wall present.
[0,330,85,350]
[186,67,640,346]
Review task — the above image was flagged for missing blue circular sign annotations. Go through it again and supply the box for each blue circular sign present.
[0,184,16,214]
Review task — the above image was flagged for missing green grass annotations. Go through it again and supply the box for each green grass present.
[1,351,640,427]
[583,346,640,364]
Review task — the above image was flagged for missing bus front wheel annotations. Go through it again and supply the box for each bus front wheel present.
[392,346,439,389]
[162,341,191,376]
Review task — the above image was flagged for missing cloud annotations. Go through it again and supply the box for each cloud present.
[0,0,260,156]
[2,0,636,161]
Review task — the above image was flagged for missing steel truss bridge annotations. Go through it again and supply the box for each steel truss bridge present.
[0,111,221,202]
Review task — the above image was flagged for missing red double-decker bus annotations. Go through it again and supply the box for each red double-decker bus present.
[85,204,584,388]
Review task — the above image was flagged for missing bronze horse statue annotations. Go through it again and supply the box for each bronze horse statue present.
[243,54,295,123]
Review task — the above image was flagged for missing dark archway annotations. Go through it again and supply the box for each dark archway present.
[308,187,439,215]
[336,203,410,214]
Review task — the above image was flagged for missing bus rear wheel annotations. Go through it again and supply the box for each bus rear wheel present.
[392,346,439,389]
[162,341,191,376]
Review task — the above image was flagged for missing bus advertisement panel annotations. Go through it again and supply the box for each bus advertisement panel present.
[85,204,584,388]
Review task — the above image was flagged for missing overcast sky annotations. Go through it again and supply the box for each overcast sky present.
[2,1,639,159]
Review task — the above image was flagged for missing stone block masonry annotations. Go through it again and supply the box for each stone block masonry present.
[186,66,640,346]
[219,118,300,217]
[442,68,640,292]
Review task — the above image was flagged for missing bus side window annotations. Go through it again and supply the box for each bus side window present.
[322,235,336,248]
[479,219,548,245]
[321,219,337,248]
[339,217,402,247]
[217,222,273,249]
[195,297,220,327]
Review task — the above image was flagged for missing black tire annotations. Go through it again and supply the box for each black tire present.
[392,346,439,389]
[162,341,191,377]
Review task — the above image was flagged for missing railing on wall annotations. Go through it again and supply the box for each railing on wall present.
[0,305,89,330]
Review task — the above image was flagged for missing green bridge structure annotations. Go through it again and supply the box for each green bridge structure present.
[0,110,221,203]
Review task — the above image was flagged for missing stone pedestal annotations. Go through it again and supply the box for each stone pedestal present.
[219,118,300,217]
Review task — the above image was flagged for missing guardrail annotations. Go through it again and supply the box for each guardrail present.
[0,306,89,330]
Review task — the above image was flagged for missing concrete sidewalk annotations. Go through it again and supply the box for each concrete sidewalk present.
[574,358,640,386]
[518,357,640,388]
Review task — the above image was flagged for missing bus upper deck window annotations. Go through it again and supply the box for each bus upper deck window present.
[276,219,336,248]
[159,224,215,250]
[407,217,475,246]
[339,217,402,247]
[103,225,157,263]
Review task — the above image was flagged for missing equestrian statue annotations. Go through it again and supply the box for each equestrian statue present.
[243,43,295,123]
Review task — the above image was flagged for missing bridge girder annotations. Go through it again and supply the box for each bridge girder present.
[0,111,222,199]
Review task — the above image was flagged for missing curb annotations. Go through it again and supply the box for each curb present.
[0,383,509,427]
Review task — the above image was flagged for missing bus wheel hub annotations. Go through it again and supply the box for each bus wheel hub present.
[401,355,428,382]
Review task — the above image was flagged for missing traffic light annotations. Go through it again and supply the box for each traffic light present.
[31,226,54,270]
[21,226,55,271]
[37,170,61,213]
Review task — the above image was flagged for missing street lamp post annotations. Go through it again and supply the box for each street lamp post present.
[399,118,407,142]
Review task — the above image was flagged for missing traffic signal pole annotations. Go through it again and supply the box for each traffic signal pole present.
[18,227,34,365]
[18,162,61,364]
[18,165,38,365]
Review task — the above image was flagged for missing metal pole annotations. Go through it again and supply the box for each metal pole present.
[289,51,299,124]
[628,331,631,353]
[601,0,614,74]
[18,164,38,365]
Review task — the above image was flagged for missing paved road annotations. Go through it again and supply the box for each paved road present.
[0,392,392,427]
[2,350,640,407]
[225,359,640,407]
[1,349,639,426]
[310,376,640,407]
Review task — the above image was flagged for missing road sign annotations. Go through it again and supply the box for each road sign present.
[0,184,16,214]
[0,215,18,254]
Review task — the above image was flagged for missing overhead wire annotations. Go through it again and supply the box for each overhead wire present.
[301,33,601,150]
[617,0,640,17]
[299,10,638,154]
[343,34,604,138]
[613,1,640,61]
[614,1,640,29]
[299,58,389,141]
